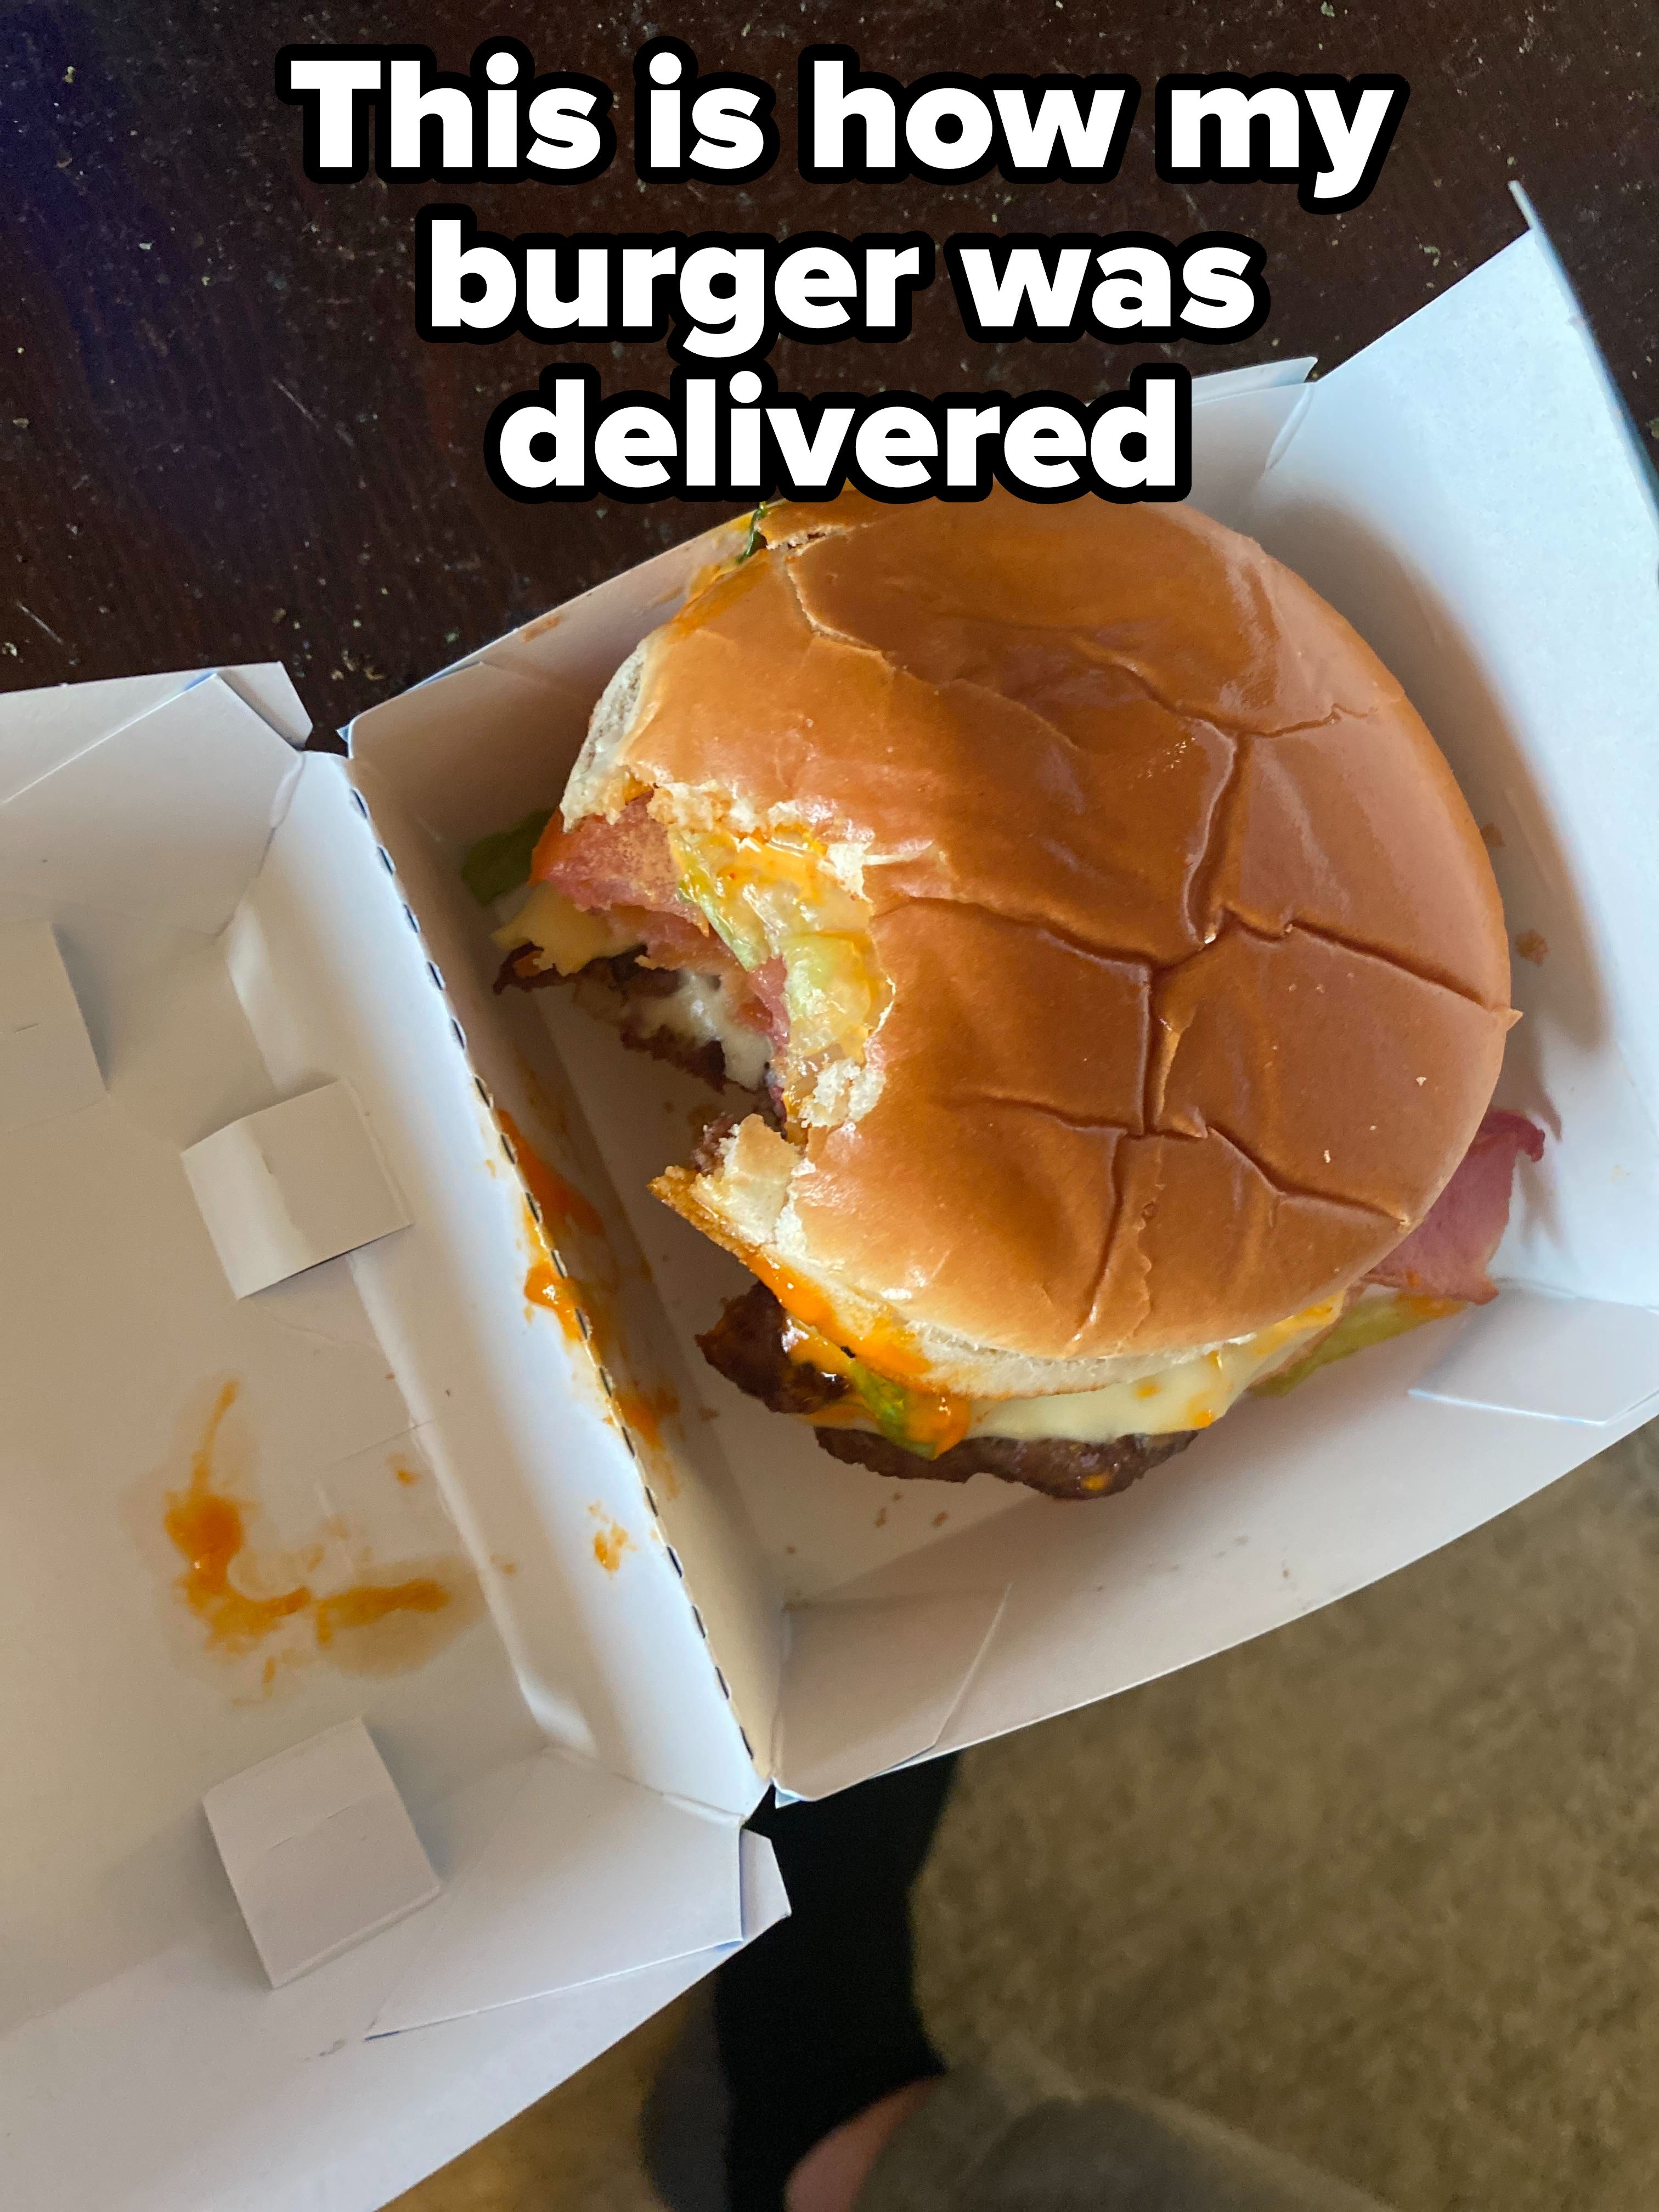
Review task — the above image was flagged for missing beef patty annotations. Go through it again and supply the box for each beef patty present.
[812,1423,1198,1503]
[697,1283,1199,1503]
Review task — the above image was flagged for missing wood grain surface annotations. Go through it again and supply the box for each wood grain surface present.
[2,2,1655,722]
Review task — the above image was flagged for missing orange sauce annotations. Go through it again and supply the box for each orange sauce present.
[524,1249,590,1343]
[613,1384,678,1453]
[751,1251,939,1389]
[669,543,770,636]
[499,1109,613,1352]
[315,1579,450,1645]
[163,1383,313,1651]
[780,1312,971,1454]
[393,1463,420,1487]
[497,1110,603,1236]
[501,1113,689,1482]
[590,1515,632,1573]
[161,1384,457,1677]
[528,811,565,882]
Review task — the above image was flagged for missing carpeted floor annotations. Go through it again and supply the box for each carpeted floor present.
[394,1414,1659,2212]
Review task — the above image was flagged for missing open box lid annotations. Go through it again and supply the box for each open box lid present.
[0,665,786,2211]
[346,202,1659,1805]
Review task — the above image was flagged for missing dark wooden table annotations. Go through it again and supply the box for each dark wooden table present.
[4,1,1655,728]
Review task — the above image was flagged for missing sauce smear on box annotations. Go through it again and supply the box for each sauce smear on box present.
[165,1382,315,1650]
[160,1380,477,1688]
[496,1108,685,1493]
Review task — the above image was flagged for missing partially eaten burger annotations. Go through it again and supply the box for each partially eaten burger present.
[481,488,1542,1502]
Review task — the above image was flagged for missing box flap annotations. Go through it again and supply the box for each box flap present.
[805,1311,1654,1767]
[0,917,106,1133]
[1193,354,1317,401]
[0,673,302,935]
[369,1753,743,2033]
[1410,1289,1659,1425]
[772,1591,1007,1801]
[0,665,303,809]
[0,661,790,2210]
[739,1826,788,1935]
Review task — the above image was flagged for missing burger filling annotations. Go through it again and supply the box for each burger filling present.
[691,1276,1468,1462]
[494,795,883,1136]
[484,791,1543,1477]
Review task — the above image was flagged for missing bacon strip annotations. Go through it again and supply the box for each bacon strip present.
[532,797,687,913]
[529,798,709,967]
[1365,1108,1545,1305]
[533,799,776,1032]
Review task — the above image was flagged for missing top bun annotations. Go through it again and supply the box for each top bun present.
[566,488,1514,1392]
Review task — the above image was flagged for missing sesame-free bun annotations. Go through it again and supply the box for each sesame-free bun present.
[569,488,1515,1391]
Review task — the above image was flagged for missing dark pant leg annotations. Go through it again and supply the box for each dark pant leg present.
[716,1754,959,2212]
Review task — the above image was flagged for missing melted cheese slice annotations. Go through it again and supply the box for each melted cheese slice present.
[968,1299,1348,1441]
[493,882,642,974]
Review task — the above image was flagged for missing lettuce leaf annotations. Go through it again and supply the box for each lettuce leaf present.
[1251,1292,1462,1398]
[461,809,554,906]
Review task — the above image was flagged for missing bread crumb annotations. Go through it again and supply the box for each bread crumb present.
[874,1507,888,1527]
[1479,821,1505,848]
[1415,1075,1427,1085]
[932,1512,949,1528]
[1515,929,1549,965]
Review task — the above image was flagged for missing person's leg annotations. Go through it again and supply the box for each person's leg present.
[853,2073,1397,2212]
[719,1758,958,2210]
[641,1754,957,2212]
[646,1750,1396,2212]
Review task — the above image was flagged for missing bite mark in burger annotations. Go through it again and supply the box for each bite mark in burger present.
[477,488,1542,1499]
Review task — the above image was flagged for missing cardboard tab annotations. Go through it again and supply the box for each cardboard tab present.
[182,1079,410,1297]
[772,1591,1008,1801]
[738,1829,789,1939]
[1410,1290,1659,1425]
[0,919,104,1135]
[203,1719,441,1990]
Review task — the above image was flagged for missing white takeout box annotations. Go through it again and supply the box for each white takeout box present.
[4,200,1658,2208]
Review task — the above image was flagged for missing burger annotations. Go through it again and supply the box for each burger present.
[481,488,1542,1502]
